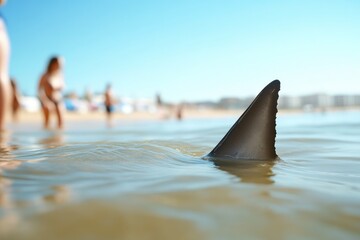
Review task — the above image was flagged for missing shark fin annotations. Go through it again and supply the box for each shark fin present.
[206,80,280,160]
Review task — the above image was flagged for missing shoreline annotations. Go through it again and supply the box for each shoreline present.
[13,107,360,124]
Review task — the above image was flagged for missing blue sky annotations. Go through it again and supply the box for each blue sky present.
[3,0,360,102]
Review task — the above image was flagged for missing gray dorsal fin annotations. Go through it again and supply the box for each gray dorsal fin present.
[207,80,280,160]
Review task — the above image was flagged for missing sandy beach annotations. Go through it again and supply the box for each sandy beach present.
[13,107,360,125]
[15,109,242,123]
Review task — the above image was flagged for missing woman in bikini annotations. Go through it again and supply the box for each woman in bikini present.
[38,56,65,129]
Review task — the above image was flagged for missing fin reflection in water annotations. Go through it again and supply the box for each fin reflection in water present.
[213,159,276,184]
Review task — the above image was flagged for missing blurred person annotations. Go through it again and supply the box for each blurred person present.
[156,93,162,108]
[0,0,10,132]
[104,83,114,127]
[84,87,93,111]
[38,56,65,129]
[176,103,183,121]
[10,78,20,121]
[155,93,171,120]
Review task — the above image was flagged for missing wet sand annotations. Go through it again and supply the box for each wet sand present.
[16,109,239,122]
[12,108,304,124]
[13,107,360,125]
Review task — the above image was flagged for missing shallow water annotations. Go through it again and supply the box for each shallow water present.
[1,111,360,240]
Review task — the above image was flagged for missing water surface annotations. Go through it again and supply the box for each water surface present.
[1,111,360,239]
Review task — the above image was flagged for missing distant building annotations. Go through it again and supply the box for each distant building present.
[301,94,333,109]
[354,95,360,106]
[333,95,355,107]
[279,96,302,109]
[218,97,243,109]
[191,101,217,109]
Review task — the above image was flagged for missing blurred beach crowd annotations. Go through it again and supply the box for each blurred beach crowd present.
[18,92,360,114]
[19,93,158,114]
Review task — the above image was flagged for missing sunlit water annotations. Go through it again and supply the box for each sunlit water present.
[1,111,359,240]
